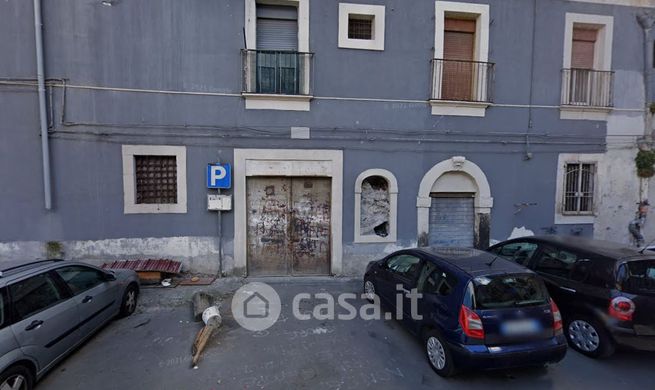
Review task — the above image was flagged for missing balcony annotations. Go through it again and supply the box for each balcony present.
[560,68,613,120]
[430,59,494,117]
[241,49,313,111]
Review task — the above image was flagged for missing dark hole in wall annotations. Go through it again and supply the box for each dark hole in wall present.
[374,222,389,237]
[361,176,390,237]
[365,176,389,191]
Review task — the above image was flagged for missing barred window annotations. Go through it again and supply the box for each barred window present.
[563,163,595,214]
[348,15,373,40]
[134,155,177,204]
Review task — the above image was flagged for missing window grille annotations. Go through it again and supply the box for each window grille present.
[348,16,373,40]
[135,155,177,204]
[563,163,595,214]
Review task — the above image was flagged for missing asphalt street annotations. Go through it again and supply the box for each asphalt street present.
[39,279,655,390]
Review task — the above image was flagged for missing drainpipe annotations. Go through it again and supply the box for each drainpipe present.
[637,12,654,144]
[34,0,52,210]
[637,12,655,204]
[524,0,538,161]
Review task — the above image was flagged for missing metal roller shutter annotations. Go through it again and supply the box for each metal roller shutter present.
[256,5,298,51]
[428,196,475,247]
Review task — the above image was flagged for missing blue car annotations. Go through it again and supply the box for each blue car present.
[363,247,567,377]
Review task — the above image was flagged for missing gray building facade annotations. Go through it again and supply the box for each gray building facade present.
[1,0,654,276]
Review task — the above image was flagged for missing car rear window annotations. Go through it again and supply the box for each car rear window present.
[473,274,550,309]
[618,260,655,296]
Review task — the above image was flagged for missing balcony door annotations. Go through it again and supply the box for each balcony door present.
[569,27,597,105]
[256,5,299,95]
[441,18,475,101]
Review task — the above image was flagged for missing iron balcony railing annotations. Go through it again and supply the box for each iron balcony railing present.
[561,68,613,108]
[431,58,494,103]
[242,49,313,96]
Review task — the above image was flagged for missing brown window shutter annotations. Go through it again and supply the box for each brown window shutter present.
[445,18,476,33]
[571,27,597,69]
[442,18,475,100]
[444,30,475,61]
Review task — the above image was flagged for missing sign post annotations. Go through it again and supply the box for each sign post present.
[207,163,232,277]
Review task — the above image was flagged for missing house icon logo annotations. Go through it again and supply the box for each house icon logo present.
[231,282,281,331]
[244,291,269,318]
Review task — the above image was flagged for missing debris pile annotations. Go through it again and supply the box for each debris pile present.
[101,259,182,284]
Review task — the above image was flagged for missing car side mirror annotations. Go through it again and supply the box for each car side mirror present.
[104,271,116,281]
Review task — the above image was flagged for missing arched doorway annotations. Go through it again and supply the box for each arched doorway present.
[416,156,493,249]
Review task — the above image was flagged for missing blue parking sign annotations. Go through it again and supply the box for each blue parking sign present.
[207,163,231,189]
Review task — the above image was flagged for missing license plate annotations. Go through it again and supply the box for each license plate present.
[501,319,541,336]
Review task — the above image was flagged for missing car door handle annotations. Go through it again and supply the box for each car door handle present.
[25,320,44,331]
[82,295,93,303]
[560,286,577,293]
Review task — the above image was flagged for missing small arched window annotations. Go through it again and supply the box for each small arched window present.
[354,169,398,243]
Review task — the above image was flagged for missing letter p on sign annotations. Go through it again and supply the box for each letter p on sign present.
[207,163,231,189]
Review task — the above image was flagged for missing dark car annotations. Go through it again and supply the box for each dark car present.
[488,235,655,358]
[363,247,567,377]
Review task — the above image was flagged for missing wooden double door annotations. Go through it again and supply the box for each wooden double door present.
[246,176,331,276]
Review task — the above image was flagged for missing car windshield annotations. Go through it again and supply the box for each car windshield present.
[618,260,655,296]
[473,274,550,309]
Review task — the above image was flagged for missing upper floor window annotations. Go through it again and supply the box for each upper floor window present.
[348,15,373,40]
[561,14,614,115]
[440,18,480,101]
[257,5,298,52]
[338,3,386,51]
[572,27,597,70]
[243,0,312,110]
[431,1,493,117]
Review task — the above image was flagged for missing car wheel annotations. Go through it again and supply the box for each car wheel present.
[424,330,456,377]
[119,284,138,318]
[0,365,34,390]
[565,316,615,358]
[363,279,377,303]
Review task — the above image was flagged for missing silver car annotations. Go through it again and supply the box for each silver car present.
[0,260,139,390]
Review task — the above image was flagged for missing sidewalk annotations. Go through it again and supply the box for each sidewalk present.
[137,276,245,314]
